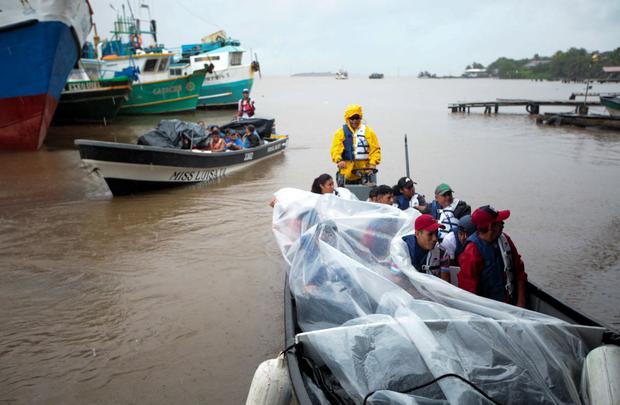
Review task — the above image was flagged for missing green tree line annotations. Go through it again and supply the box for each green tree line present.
[484,47,620,80]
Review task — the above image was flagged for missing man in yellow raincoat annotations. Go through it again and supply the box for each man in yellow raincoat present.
[330,104,381,184]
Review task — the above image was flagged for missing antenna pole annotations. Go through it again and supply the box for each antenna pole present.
[404,133,410,178]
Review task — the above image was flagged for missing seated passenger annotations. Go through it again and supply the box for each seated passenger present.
[223,129,232,144]
[374,184,394,205]
[243,124,262,148]
[440,214,476,265]
[392,176,427,212]
[401,214,450,281]
[209,125,221,135]
[207,130,225,152]
[457,206,527,307]
[367,186,378,202]
[426,183,471,239]
[225,130,244,150]
[311,173,339,196]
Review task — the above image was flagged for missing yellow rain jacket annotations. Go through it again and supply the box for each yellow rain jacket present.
[330,104,381,181]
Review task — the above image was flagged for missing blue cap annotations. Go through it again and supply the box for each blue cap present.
[242,88,249,93]
[458,215,476,236]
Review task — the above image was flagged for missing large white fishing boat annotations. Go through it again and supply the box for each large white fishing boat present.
[181,30,259,107]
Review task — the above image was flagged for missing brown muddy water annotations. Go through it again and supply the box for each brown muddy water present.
[1,77,620,403]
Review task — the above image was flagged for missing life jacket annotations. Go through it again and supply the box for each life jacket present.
[466,233,515,303]
[437,199,462,238]
[393,194,409,210]
[402,235,443,277]
[412,194,423,208]
[341,124,369,161]
[239,98,255,117]
[393,194,424,210]
[430,200,440,219]
[454,234,465,262]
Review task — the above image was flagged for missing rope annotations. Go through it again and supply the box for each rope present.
[362,373,502,405]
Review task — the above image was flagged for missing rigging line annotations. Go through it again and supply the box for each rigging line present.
[175,0,223,31]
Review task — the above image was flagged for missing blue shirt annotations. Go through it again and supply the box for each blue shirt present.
[244,131,261,148]
[233,138,244,148]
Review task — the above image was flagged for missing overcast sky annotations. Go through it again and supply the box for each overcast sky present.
[90,0,620,76]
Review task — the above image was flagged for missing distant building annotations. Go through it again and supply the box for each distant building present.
[462,68,488,78]
[603,66,620,80]
[524,59,550,69]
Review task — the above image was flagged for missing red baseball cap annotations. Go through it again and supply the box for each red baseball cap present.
[415,214,445,232]
[471,205,511,229]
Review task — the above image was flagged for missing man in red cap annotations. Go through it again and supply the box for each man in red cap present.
[457,205,527,307]
[401,214,451,281]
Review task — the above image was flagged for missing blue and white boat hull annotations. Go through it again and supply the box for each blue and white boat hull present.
[0,0,92,150]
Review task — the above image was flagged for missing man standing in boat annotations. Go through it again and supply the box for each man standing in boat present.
[458,205,528,307]
[237,89,255,119]
[330,104,381,185]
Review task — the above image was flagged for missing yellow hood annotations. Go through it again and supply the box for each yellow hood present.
[343,104,363,131]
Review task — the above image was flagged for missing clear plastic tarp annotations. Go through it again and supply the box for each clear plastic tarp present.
[272,188,596,404]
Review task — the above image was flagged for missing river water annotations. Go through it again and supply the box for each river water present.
[1,77,619,403]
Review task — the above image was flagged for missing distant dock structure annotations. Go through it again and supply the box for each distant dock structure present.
[448,99,601,115]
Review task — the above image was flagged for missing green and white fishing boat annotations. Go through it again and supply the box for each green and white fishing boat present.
[601,95,620,117]
[94,7,205,114]
[121,70,205,115]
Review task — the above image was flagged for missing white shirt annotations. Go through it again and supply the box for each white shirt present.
[440,232,458,260]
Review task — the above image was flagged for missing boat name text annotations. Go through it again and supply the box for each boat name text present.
[67,81,99,92]
[153,85,182,95]
[169,167,226,182]
[267,143,283,153]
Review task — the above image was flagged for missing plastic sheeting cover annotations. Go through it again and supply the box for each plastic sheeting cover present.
[272,188,591,404]
[137,119,209,148]
[137,117,276,149]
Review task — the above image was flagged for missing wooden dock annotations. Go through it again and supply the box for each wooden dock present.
[448,99,601,114]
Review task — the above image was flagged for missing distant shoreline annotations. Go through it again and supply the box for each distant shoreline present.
[291,72,335,77]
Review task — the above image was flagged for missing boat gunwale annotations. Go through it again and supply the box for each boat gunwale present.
[75,135,287,157]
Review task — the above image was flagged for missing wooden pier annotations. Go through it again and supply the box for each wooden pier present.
[448,99,601,115]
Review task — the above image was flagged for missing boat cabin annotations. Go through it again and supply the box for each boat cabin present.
[186,45,247,76]
[100,52,174,83]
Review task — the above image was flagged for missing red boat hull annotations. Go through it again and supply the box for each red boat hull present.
[0,94,58,150]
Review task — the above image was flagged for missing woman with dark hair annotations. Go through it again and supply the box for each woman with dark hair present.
[311,174,336,195]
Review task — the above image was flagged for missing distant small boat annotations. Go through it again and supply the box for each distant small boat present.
[335,70,348,80]
[369,73,384,79]
[52,63,132,124]
[536,112,620,130]
[600,96,620,117]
